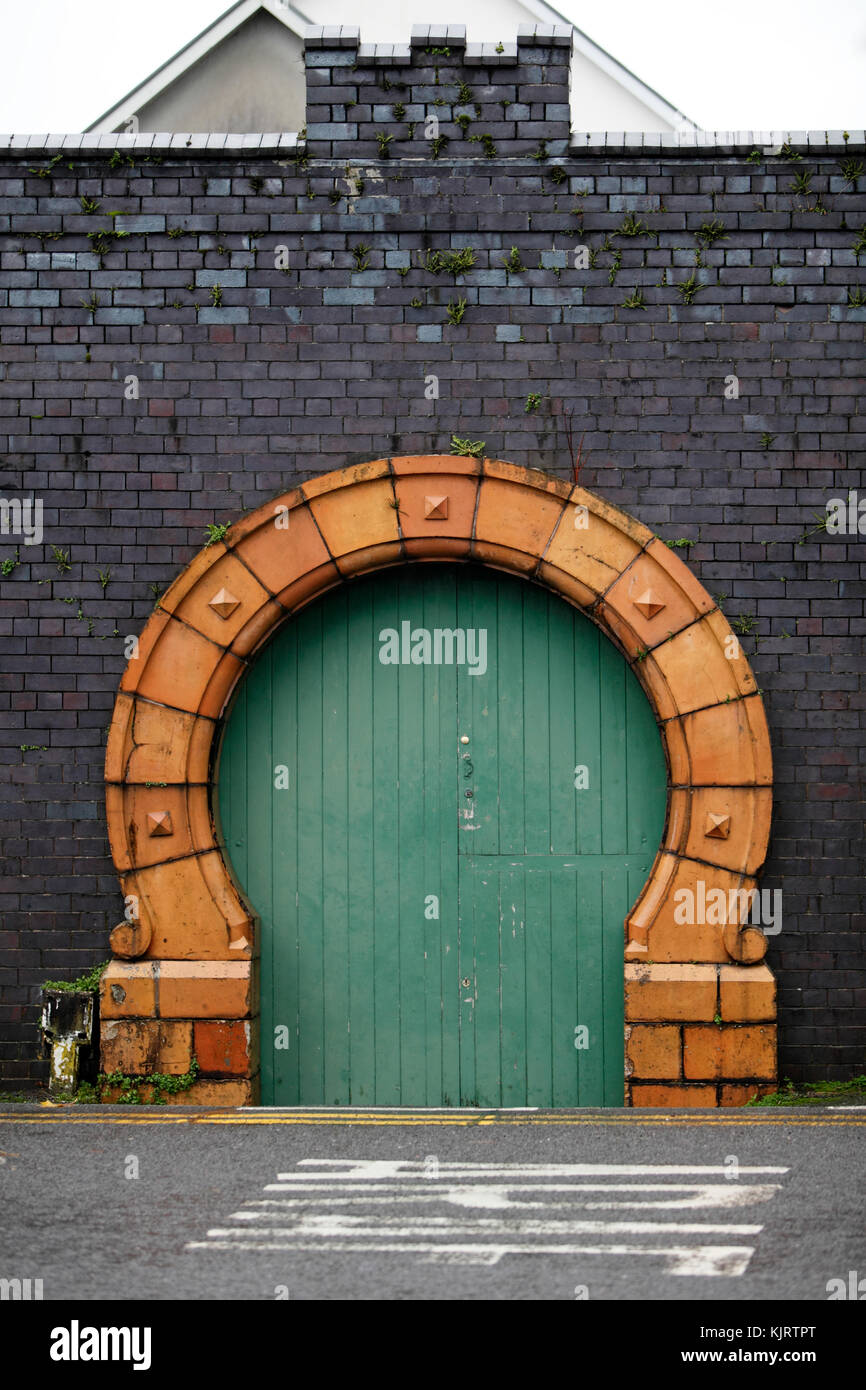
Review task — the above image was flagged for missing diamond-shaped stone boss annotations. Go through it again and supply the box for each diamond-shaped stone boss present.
[208,588,241,620]
[424,495,449,520]
[147,810,174,837]
[704,812,731,840]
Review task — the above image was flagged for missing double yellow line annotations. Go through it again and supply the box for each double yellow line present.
[1,1108,862,1127]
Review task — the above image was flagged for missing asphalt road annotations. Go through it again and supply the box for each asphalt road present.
[0,1106,863,1302]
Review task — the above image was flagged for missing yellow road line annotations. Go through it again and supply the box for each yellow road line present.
[0,1110,863,1127]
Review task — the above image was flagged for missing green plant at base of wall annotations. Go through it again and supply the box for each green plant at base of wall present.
[747,1075,866,1107]
[43,962,109,994]
[76,1058,201,1106]
[204,522,230,547]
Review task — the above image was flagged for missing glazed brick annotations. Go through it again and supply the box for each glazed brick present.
[0,104,864,1095]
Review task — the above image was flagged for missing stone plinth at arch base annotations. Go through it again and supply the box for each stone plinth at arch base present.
[100,456,777,1107]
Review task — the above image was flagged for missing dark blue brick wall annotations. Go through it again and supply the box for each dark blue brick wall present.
[0,70,864,1088]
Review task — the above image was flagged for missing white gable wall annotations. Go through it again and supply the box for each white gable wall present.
[108,11,306,133]
[569,46,676,132]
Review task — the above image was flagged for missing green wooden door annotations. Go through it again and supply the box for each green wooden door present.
[217,564,666,1107]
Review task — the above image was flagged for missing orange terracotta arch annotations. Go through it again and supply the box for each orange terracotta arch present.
[100,456,776,1107]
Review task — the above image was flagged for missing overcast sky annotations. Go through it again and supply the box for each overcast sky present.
[0,0,863,132]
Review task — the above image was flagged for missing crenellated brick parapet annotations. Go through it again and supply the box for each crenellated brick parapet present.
[304,24,572,161]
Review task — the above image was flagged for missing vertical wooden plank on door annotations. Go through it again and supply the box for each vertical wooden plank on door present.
[522,586,552,855]
[573,622,602,855]
[548,588,578,855]
[494,576,525,857]
[549,597,580,1104]
[550,869,579,1106]
[270,628,300,1105]
[524,865,553,1104]
[371,575,401,1103]
[575,864,604,1104]
[295,602,325,1103]
[321,588,350,1104]
[499,865,526,1106]
[422,566,460,1106]
[600,857,628,1106]
[242,646,278,1103]
[599,637,628,856]
[346,580,376,1104]
[522,590,554,1102]
[457,570,502,1105]
[398,568,432,1104]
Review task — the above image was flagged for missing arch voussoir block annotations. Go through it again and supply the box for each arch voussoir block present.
[102,456,776,1106]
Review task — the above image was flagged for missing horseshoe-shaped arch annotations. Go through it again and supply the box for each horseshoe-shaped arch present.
[101,456,776,1106]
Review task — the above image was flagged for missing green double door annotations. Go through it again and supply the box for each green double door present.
[218,564,666,1107]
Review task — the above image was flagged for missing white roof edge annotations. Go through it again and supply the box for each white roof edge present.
[85,0,312,133]
[519,0,699,130]
[2,131,859,154]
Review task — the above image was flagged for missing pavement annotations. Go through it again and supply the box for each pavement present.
[0,1105,863,1303]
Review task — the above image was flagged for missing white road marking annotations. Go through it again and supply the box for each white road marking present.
[183,1239,757,1276]
[186,1158,789,1274]
[246,1183,781,1211]
[279,1160,789,1178]
[205,1217,764,1236]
